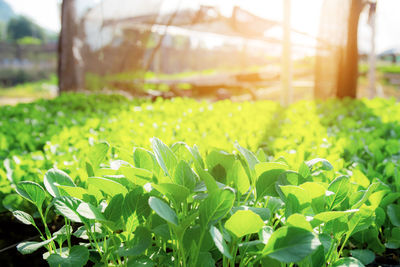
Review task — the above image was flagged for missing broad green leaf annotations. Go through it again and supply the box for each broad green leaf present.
[47,245,89,267]
[58,186,87,199]
[347,206,375,237]
[54,196,82,223]
[77,202,106,221]
[227,160,250,195]
[300,182,326,213]
[256,169,286,199]
[331,257,365,267]
[16,181,46,209]
[387,204,400,227]
[123,189,150,226]
[235,142,259,181]
[209,225,232,259]
[148,196,178,225]
[255,162,289,178]
[199,188,235,227]
[17,238,54,255]
[324,217,349,239]
[88,142,109,170]
[325,176,350,210]
[298,162,310,179]
[174,160,196,191]
[256,148,267,162]
[225,210,264,238]
[279,185,311,208]
[13,210,35,225]
[306,158,333,171]
[151,137,177,177]
[120,166,153,186]
[152,183,190,204]
[88,177,128,196]
[104,193,124,222]
[287,214,312,232]
[351,182,379,209]
[196,166,219,194]
[263,226,321,263]
[206,150,235,182]
[350,249,375,265]
[234,206,270,221]
[351,169,370,189]
[118,227,152,256]
[313,210,358,224]
[134,147,155,171]
[369,190,388,207]
[44,168,75,198]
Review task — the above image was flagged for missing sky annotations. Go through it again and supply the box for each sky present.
[5,0,400,53]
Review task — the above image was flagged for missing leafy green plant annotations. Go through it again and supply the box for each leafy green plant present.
[11,138,388,266]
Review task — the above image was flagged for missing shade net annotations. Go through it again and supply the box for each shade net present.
[60,0,355,99]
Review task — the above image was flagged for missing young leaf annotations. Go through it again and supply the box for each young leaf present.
[351,182,379,209]
[148,196,178,225]
[88,177,128,196]
[17,238,54,255]
[225,210,264,238]
[174,160,196,191]
[16,181,46,209]
[325,176,350,210]
[263,226,321,263]
[104,193,124,222]
[152,183,190,204]
[120,166,153,186]
[44,168,75,198]
[12,210,35,225]
[199,188,235,227]
[77,202,106,221]
[209,225,232,259]
[151,137,177,177]
[306,158,333,171]
[88,142,109,170]
[235,142,259,181]
[313,210,358,224]
[256,169,286,199]
[286,214,313,232]
[227,160,250,195]
[54,196,83,223]
[47,245,89,267]
[58,186,87,199]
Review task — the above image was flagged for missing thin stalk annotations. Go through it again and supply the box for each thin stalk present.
[65,218,72,249]
[38,208,56,252]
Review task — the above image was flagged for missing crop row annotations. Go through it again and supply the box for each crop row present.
[2,94,400,266]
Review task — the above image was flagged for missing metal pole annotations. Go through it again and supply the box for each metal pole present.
[281,0,292,106]
[368,1,377,98]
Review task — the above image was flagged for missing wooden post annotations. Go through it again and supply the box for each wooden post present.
[368,1,377,98]
[281,0,292,106]
[58,0,81,92]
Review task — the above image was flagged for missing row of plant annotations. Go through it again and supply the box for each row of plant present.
[11,138,386,266]
[2,94,400,265]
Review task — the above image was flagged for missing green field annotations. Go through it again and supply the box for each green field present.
[2,93,400,266]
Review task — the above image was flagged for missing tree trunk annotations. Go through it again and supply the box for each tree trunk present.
[58,0,80,92]
[336,0,363,98]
